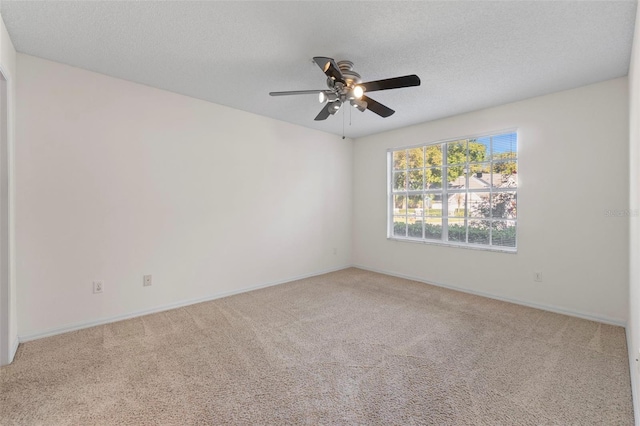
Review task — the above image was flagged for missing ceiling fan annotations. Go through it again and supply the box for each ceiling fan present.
[269,57,421,121]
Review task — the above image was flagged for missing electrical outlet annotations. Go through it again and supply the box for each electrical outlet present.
[143,275,152,287]
[93,280,103,294]
[534,272,542,282]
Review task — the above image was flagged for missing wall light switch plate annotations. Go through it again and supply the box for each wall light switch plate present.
[143,275,152,287]
[93,280,103,294]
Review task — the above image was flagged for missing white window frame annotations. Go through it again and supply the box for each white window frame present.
[387,130,518,253]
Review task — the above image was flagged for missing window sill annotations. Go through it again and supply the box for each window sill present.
[387,236,517,254]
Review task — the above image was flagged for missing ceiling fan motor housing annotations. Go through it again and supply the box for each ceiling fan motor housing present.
[336,60,362,85]
[326,60,362,102]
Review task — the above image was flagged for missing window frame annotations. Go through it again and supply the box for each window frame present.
[387,129,518,253]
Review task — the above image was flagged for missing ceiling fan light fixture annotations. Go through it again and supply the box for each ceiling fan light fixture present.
[320,91,339,103]
[329,100,342,114]
[353,85,364,99]
[351,98,367,112]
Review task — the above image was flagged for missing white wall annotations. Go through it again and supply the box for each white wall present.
[16,54,352,338]
[0,13,16,365]
[353,77,629,324]
[628,4,640,423]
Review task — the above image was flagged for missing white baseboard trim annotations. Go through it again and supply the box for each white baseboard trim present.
[627,327,640,426]
[353,264,627,327]
[19,265,351,343]
[9,335,18,363]
[18,263,626,340]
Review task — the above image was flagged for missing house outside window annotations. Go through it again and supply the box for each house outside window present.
[388,131,517,251]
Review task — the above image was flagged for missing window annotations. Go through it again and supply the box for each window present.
[388,131,517,251]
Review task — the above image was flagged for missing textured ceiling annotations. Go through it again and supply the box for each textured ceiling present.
[0,1,637,138]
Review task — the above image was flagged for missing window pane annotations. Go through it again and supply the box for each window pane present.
[425,168,443,190]
[447,166,466,189]
[388,132,516,251]
[425,145,443,166]
[448,218,466,242]
[468,220,490,245]
[468,192,491,218]
[393,171,407,191]
[393,150,407,170]
[424,219,442,240]
[393,195,406,215]
[408,147,424,169]
[408,170,424,190]
[424,194,443,216]
[469,163,491,189]
[447,140,467,165]
[408,195,424,218]
[448,193,466,217]
[492,161,517,188]
[393,218,407,237]
[492,220,516,247]
[407,221,423,238]
[491,191,517,219]
[492,133,517,160]
[468,138,489,163]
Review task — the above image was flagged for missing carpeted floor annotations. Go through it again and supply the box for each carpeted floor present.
[0,268,634,425]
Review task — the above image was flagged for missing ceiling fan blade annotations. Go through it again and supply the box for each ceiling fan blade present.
[314,103,332,121]
[360,75,421,93]
[269,90,324,96]
[313,57,345,83]
[362,95,395,118]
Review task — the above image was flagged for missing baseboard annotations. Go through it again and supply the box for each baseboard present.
[353,264,627,327]
[9,335,18,363]
[627,327,640,426]
[18,262,626,340]
[19,265,351,342]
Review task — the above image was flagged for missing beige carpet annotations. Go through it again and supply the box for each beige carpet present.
[0,268,634,425]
